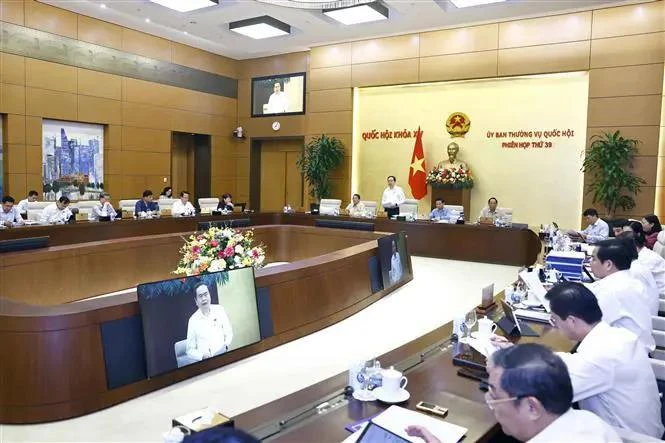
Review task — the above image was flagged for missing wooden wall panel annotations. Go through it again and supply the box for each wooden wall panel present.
[352,59,419,87]
[498,41,590,76]
[25,58,77,94]
[310,43,352,69]
[76,15,122,50]
[0,53,25,86]
[590,32,665,68]
[25,144,39,175]
[498,12,591,49]
[0,0,25,26]
[77,69,122,101]
[309,66,352,91]
[0,83,26,115]
[7,144,26,173]
[588,126,661,156]
[24,0,77,39]
[587,95,663,127]
[105,150,121,176]
[351,35,420,64]
[631,156,659,186]
[419,51,497,82]
[120,152,170,176]
[309,89,352,113]
[121,28,172,62]
[6,114,25,144]
[24,116,40,146]
[307,111,352,135]
[25,87,77,120]
[420,24,498,57]
[78,95,121,125]
[106,124,121,150]
[7,173,26,197]
[589,64,664,98]
[121,102,173,131]
[171,43,238,78]
[592,1,664,39]
[238,52,309,80]
[26,172,40,193]
[121,126,171,153]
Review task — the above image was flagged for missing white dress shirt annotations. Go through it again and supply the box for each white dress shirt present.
[89,202,117,221]
[172,200,196,216]
[39,203,72,225]
[630,261,659,316]
[381,186,406,210]
[0,206,24,225]
[637,246,665,296]
[557,322,664,438]
[186,304,233,361]
[587,269,654,352]
[346,201,366,217]
[580,218,610,243]
[389,252,403,284]
[528,408,621,442]
[267,92,288,113]
[478,207,504,220]
[16,198,29,214]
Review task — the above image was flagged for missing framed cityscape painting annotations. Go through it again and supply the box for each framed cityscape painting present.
[42,120,104,201]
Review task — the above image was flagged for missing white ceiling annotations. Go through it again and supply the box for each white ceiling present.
[41,0,636,60]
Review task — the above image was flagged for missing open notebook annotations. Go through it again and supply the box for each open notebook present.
[342,405,467,443]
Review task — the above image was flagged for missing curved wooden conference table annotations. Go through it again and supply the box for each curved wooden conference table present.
[0,214,540,425]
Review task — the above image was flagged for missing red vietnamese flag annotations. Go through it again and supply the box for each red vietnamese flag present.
[408,127,427,200]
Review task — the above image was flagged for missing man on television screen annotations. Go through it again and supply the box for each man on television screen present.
[266,82,288,114]
[389,239,403,285]
[186,282,234,361]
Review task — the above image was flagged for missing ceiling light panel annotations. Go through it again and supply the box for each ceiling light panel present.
[450,0,506,8]
[229,16,291,39]
[324,2,388,25]
[149,0,219,13]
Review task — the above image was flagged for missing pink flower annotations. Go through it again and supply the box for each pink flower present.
[210,240,219,248]
[192,246,201,254]
[223,246,234,258]
[251,248,260,258]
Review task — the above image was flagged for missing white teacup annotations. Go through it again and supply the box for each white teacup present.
[382,366,408,394]
[477,317,498,338]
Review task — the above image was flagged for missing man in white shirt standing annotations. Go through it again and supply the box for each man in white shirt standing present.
[569,208,609,244]
[587,238,654,353]
[381,175,405,218]
[266,82,288,114]
[407,343,621,443]
[0,196,24,227]
[389,239,403,285]
[172,191,196,217]
[39,196,72,225]
[89,193,117,221]
[16,190,39,215]
[186,283,233,361]
[545,283,663,438]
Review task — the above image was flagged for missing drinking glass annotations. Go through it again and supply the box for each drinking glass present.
[464,310,477,340]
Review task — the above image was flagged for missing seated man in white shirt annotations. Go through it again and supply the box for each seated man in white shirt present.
[587,238,654,353]
[407,343,621,443]
[568,208,609,244]
[616,232,659,315]
[545,282,663,438]
[345,193,366,217]
[186,283,234,361]
[478,197,504,220]
[89,193,117,221]
[623,221,665,296]
[39,196,72,225]
[381,175,406,218]
[0,196,24,227]
[16,190,38,215]
[172,190,196,217]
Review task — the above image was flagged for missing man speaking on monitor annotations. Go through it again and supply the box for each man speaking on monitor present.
[186,282,234,361]
[389,239,403,285]
[266,82,288,114]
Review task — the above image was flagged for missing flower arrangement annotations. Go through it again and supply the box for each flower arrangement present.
[426,165,475,189]
[174,226,266,276]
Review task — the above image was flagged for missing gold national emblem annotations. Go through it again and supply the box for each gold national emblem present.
[446,112,471,138]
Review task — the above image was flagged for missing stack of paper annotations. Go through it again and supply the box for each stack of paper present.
[343,405,468,443]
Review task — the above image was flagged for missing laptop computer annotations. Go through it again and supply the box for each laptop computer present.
[498,300,539,337]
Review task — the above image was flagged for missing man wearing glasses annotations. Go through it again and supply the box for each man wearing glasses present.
[407,343,619,442]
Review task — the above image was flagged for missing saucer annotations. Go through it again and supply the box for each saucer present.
[352,389,376,402]
[373,387,410,404]
[470,332,498,340]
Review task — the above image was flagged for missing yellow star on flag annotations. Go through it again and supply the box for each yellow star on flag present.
[410,156,426,174]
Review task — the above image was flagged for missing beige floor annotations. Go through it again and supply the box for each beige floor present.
[0,256,518,443]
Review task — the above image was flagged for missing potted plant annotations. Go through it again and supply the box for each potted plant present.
[297,134,345,212]
[582,130,645,218]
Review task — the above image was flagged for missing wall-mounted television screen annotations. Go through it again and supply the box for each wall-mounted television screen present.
[138,268,261,377]
[377,232,410,290]
[251,72,306,117]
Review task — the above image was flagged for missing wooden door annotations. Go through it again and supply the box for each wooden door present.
[259,140,303,211]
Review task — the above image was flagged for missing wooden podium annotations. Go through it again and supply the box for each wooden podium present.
[430,185,471,221]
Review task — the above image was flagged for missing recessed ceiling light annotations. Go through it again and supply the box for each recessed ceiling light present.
[183,31,188,35]
[450,0,506,8]
[145,18,151,23]
[100,3,106,8]
[229,16,291,39]
[149,0,219,12]
[324,2,389,25]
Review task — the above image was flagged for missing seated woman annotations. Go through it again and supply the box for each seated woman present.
[345,194,366,217]
[642,214,662,249]
[159,186,173,199]
[217,193,234,212]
